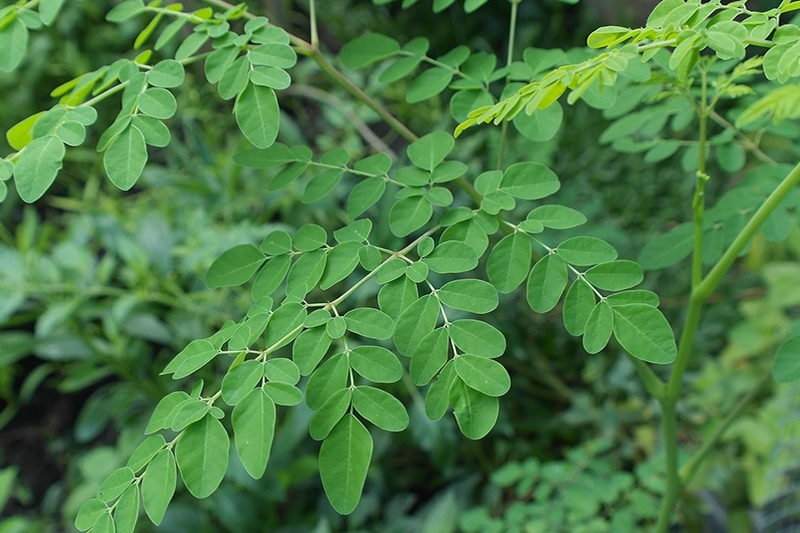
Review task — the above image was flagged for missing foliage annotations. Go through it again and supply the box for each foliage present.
[4,0,800,531]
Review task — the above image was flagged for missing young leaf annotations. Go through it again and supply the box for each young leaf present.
[345,308,394,340]
[393,294,440,356]
[454,355,511,397]
[487,232,532,293]
[205,244,266,288]
[449,378,499,439]
[350,346,403,383]
[437,279,498,314]
[562,279,596,336]
[585,260,644,291]
[236,83,280,149]
[557,236,618,266]
[232,388,276,478]
[175,415,230,499]
[583,301,614,354]
[526,254,568,313]
[104,126,148,190]
[410,328,449,386]
[612,304,677,364]
[319,414,373,515]
[448,319,506,358]
[352,386,409,432]
[309,388,352,440]
[141,449,176,526]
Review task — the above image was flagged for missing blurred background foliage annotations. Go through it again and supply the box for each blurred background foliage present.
[0,0,797,531]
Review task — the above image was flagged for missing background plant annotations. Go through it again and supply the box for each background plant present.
[2,0,800,532]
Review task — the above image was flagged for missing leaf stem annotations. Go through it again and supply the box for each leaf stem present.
[309,0,318,50]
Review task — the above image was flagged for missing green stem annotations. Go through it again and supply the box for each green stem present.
[497,0,520,169]
[626,354,665,399]
[655,398,680,532]
[309,0,318,50]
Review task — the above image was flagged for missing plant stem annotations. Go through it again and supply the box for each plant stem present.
[309,0,318,50]
[627,354,665,399]
[497,0,520,170]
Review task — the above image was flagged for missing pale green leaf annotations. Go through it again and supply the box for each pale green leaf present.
[97,467,134,502]
[222,360,264,406]
[612,304,677,364]
[264,302,306,349]
[352,386,409,431]
[438,279,498,314]
[309,388,352,440]
[410,328,449,386]
[114,485,139,533]
[345,308,394,340]
[378,276,419,320]
[454,355,510,397]
[423,241,479,274]
[75,498,107,531]
[448,319,506,358]
[557,236,618,266]
[407,67,453,103]
[583,301,613,354]
[263,358,300,385]
[425,361,456,421]
[104,126,147,190]
[13,135,65,202]
[407,131,454,171]
[141,449,176,526]
[527,204,587,229]
[293,224,327,251]
[0,18,28,73]
[526,254,568,313]
[145,391,190,434]
[292,326,332,376]
[262,382,303,406]
[236,83,280,149]
[147,59,185,88]
[487,232,532,294]
[232,388,275,478]
[205,244,266,289]
[585,260,644,291]
[350,346,403,383]
[393,294,440,356]
[500,162,560,200]
[320,242,361,289]
[319,414,373,515]
[306,353,348,410]
[390,196,433,237]
[127,434,166,473]
[449,378,499,439]
[562,279,596,336]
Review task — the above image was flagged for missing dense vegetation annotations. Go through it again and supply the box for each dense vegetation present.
[2,0,800,532]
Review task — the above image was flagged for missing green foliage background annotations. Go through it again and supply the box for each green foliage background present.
[0,0,797,532]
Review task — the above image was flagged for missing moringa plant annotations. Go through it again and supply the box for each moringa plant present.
[2,0,800,530]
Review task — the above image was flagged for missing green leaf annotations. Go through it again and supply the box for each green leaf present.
[252,255,291,299]
[264,303,306,349]
[394,294,440,356]
[0,18,28,73]
[97,467,134,502]
[487,233,532,294]
[169,398,209,431]
[425,361,456,421]
[292,326,332,376]
[334,219,373,243]
[264,358,300,384]
[562,280,596,336]
[526,254,568,313]
[248,43,297,68]
[350,346,403,383]
[345,308,394,340]
[583,301,613,354]
[40,0,67,26]
[410,328,449,386]
[352,386,409,432]
[104,126,147,190]
[327,316,347,339]
[148,59,185,88]
[141,449,176,526]
[424,241,479,274]
[448,319,506,358]
[306,353,349,410]
[162,340,218,379]
[319,414,373,515]
[205,244,266,289]
[606,290,660,307]
[138,88,177,119]
[309,388,352,440]
[773,336,800,383]
[286,249,327,297]
[438,279,498,314]
[106,0,145,23]
[347,177,386,218]
[557,237,618,266]
[454,355,510,397]
[127,434,166,473]
[250,66,291,89]
[340,33,400,69]
[217,56,250,100]
[303,168,344,203]
[406,131,454,171]
[449,379,499,439]
[91,513,114,533]
[320,242,361,289]
[527,205,587,229]
[407,67,454,103]
[375,258,407,284]
[405,261,429,283]
[145,391,190,434]
[114,485,139,533]
[262,382,303,406]
[612,304,677,364]
[75,498,107,531]
[132,116,170,147]
[175,415,230,499]
[378,276,419,320]
[390,196,433,237]
[13,135,65,202]
[232,388,275,478]
[236,83,280,149]
[637,223,694,270]
[293,224,327,251]
[222,360,264,406]
[500,162,560,200]
[585,260,644,291]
